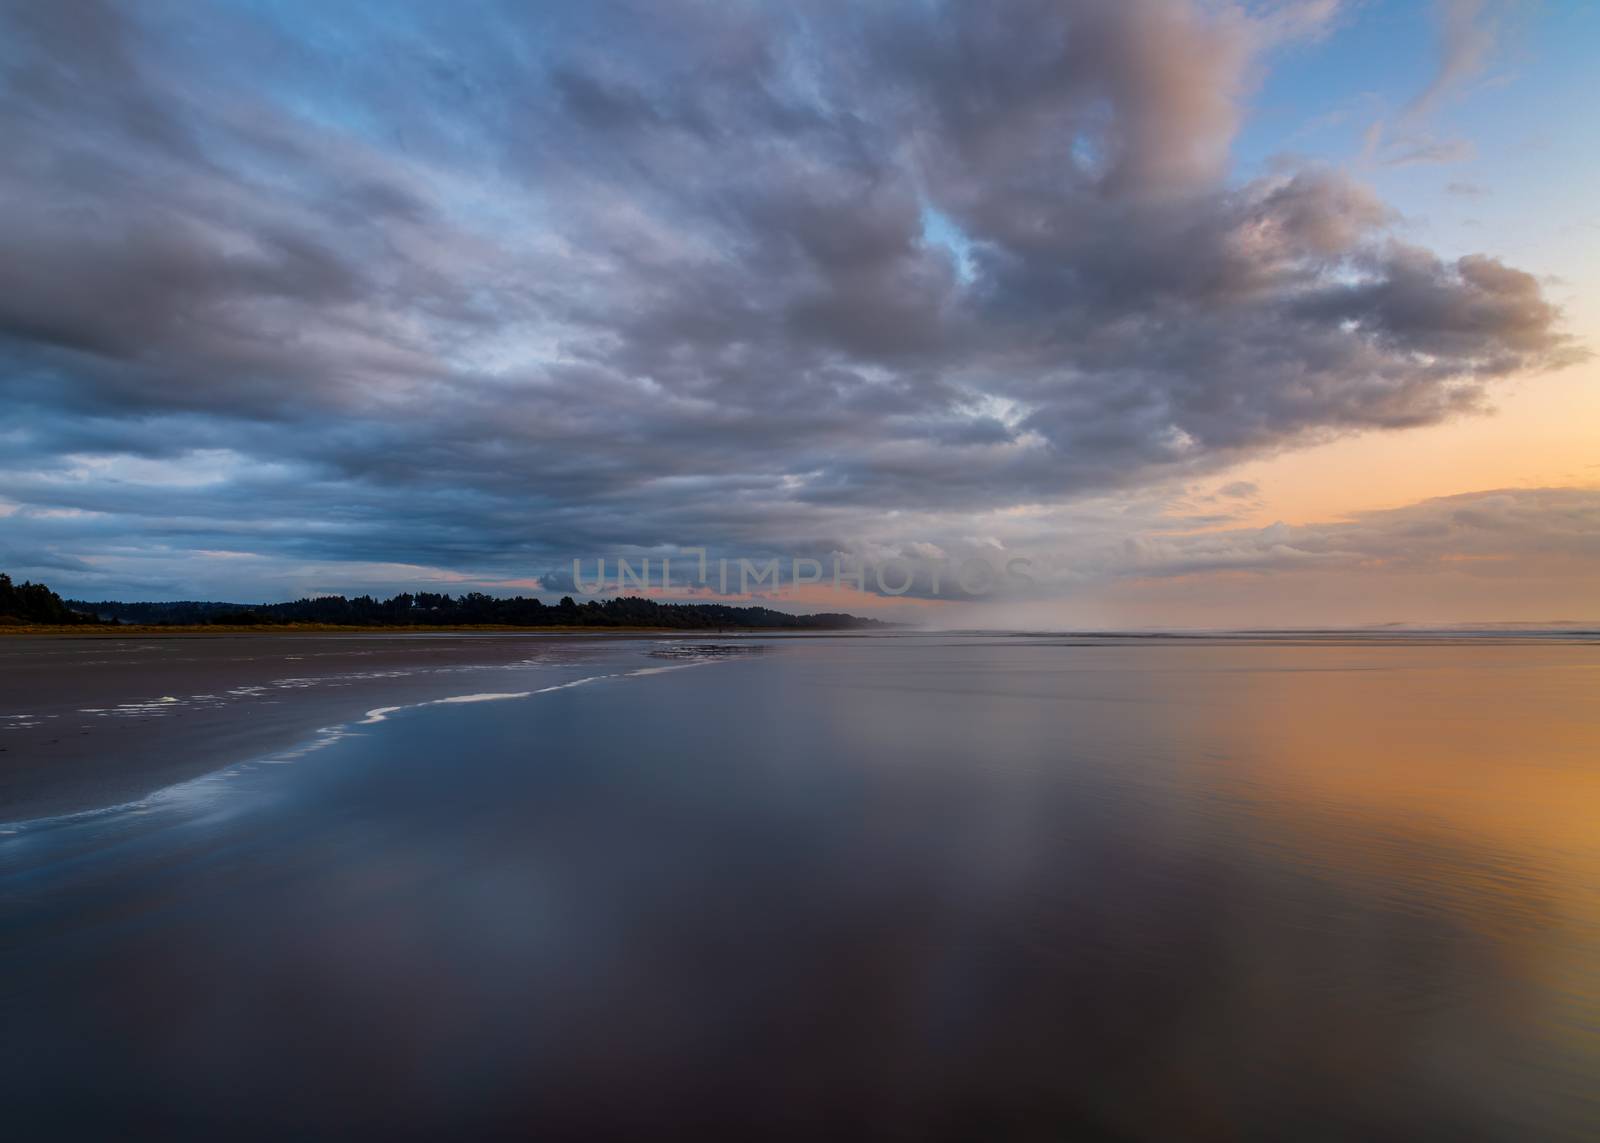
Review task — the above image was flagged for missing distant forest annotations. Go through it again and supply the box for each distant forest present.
[51,586,886,630]
[0,573,101,625]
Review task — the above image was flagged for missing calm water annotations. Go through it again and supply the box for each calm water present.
[3,634,1597,1139]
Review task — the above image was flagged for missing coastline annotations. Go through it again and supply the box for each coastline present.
[8,626,1593,825]
[0,623,782,636]
[0,631,686,823]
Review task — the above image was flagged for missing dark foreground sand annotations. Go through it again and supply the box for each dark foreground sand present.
[0,632,661,823]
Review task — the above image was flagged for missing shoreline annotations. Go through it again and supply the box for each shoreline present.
[0,623,817,636]
[0,631,684,823]
[7,628,1593,824]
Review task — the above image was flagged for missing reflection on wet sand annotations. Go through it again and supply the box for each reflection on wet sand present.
[2,635,1596,1139]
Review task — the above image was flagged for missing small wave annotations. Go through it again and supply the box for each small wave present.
[0,656,730,836]
[357,672,619,725]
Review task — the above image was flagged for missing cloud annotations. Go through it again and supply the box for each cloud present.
[0,0,1580,601]
[1358,1,1506,172]
[1375,135,1476,167]
[1104,488,1600,581]
[907,486,1600,627]
[1405,0,1502,122]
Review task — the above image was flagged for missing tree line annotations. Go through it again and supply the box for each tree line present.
[64,588,887,630]
[0,573,103,625]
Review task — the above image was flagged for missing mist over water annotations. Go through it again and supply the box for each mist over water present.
[3,635,1596,1139]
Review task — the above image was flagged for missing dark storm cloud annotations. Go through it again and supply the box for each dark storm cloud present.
[0,0,1580,596]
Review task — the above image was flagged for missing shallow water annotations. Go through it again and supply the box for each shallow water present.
[3,634,1597,1139]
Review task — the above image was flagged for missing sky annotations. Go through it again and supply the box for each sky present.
[0,0,1596,626]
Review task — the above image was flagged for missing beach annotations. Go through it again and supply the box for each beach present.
[3,633,1597,1138]
[0,631,677,822]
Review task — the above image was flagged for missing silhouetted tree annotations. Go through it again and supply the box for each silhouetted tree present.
[0,573,100,625]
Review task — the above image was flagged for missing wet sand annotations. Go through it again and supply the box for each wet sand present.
[4,634,1596,1138]
[0,632,660,823]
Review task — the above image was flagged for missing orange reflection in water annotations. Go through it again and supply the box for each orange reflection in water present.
[1178,643,1600,1135]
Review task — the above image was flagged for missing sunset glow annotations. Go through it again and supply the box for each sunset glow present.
[1,0,1594,625]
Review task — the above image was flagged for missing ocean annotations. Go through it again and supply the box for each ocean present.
[2,632,1596,1139]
